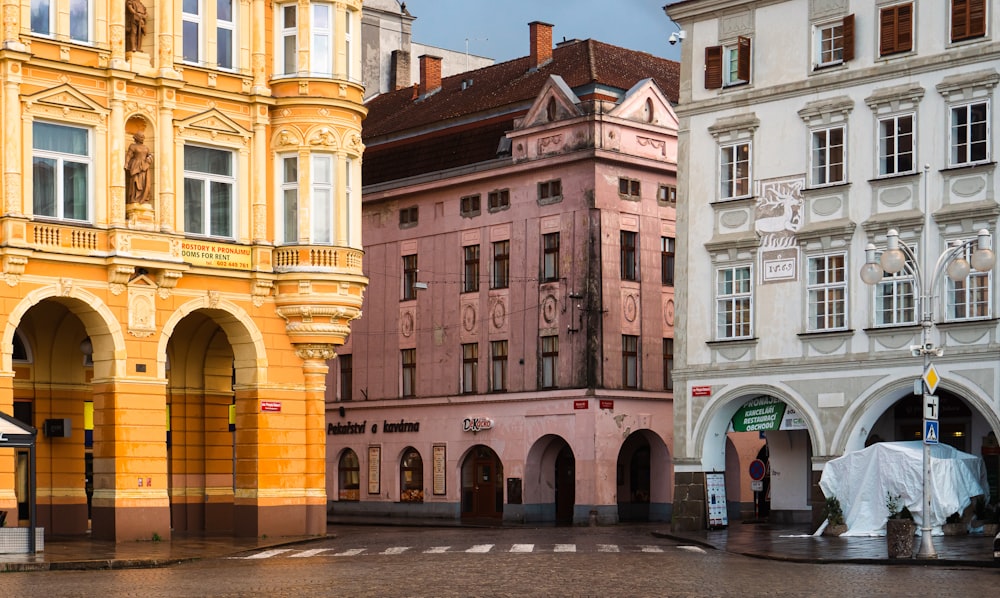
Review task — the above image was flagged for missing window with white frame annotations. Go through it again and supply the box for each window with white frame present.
[184,145,235,238]
[31,0,91,43]
[279,155,298,243]
[716,265,753,339]
[947,243,992,321]
[311,155,334,244]
[814,15,854,68]
[182,0,237,69]
[807,253,847,331]
[811,125,846,186]
[32,121,91,222]
[874,265,916,326]
[312,3,334,76]
[877,113,915,176]
[720,141,751,199]
[949,101,989,167]
[277,3,298,75]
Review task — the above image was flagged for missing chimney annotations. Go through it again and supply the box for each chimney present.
[418,54,442,97]
[529,21,554,69]
[390,49,411,91]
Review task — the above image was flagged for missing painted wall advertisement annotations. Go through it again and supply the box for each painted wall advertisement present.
[181,240,252,270]
[730,396,807,432]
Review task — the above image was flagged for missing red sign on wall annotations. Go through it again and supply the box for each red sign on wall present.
[574,400,589,410]
[260,401,282,412]
[599,400,614,410]
[691,385,712,397]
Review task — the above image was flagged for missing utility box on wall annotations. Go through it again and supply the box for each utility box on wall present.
[43,418,71,438]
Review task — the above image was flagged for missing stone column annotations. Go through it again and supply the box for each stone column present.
[109,87,126,227]
[251,105,268,243]
[250,0,268,94]
[157,0,178,78]
[109,0,126,67]
[297,344,336,535]
[157,87,177,232]
[3,56,24,216]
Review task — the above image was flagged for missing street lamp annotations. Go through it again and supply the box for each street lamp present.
[860,226,995,558]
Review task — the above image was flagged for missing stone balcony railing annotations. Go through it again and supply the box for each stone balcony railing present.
[273,245,364,273]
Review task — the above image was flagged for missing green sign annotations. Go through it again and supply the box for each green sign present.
[731,396,786,432]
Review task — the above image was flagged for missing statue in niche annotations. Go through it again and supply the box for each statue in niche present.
[125,0,148,53]
[125,132,154,205]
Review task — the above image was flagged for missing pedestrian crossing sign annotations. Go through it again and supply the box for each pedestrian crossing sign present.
[924,420,939,445]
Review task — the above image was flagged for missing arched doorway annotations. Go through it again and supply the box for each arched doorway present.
[165,310,238,533]
[524,435,574,524]
[616,430,672,522]
[461,445,503,522]
[555,445,575,524]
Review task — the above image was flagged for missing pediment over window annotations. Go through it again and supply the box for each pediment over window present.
[175,108,251,140]
[936,69,999,102]
[708,113,758,142]
[797,95,853,126]
[518,75,582,129]
[22,84,107,119]
[864,83,924,114]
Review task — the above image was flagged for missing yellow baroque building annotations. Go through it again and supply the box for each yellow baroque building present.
[0,0,367,541]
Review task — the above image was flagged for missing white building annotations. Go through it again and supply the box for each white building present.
[665,0,999,530]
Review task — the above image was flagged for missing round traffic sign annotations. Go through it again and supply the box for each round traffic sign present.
[748,459,766,481]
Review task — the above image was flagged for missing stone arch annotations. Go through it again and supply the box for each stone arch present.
[692,384,824,472]
[832,376,1000,456]
[157,296,267,385]
[1,284,126,377]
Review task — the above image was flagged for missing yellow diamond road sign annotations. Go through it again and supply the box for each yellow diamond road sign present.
[923,364,940,394]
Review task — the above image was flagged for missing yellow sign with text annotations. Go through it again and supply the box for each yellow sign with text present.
[181,240,252,270]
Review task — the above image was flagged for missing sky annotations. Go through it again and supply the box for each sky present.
[404,0,683,64]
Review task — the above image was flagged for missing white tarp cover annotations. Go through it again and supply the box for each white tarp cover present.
[819,441,988,536]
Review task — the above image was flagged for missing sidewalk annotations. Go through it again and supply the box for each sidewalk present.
[1,521,995,572]
[654,521,998,567]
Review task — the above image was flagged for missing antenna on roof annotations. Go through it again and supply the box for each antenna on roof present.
[465,37,488,71]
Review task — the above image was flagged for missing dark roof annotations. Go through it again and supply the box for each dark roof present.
[363,39,680,142]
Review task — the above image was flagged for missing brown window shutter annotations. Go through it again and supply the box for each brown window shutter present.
[842,14,855,62]
[895,4,913,52]
[705,45,722,89]
[879,7,897,55]
[954,0,987,40]
[737,36,751,83]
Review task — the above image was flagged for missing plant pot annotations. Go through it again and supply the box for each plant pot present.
[824,523,848,536]
[886,518,916,559]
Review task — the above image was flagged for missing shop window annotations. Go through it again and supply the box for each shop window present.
[338,449,360,501]
[400,447,424,503]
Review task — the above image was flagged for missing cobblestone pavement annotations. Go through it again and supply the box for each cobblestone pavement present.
[1,525,995,598]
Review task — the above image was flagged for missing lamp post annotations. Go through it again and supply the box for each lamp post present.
[860,225,995,558]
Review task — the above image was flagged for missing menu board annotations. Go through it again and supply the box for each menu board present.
[433,445,446,495]
[368,446,381,495]
[705,472,728,529]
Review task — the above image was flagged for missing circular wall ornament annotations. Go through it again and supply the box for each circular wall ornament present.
[492,300,507,329]
[664,299,675,327]
[624,294,638,322]
[462,305,477,332]
[401,310,414,337]
[542,295,557,324]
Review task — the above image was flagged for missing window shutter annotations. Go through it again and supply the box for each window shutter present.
[895,4,913,52]
[879,6,897,55]
[953,0,987,41]
[842,14,855,62]
[737,36,751,83]
[969,0,987,37]
[705,45,722,89]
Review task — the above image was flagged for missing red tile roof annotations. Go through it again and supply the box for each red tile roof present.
[363,39,680,141]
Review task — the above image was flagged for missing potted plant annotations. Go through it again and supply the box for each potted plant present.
[822,495,847,536]
[885,492,916,559]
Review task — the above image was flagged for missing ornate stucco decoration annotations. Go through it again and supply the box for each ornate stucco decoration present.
[251,279,274,307]
[295,344,338,361]
[127,274,157,338]
[157,270,183,299]
[108,264,136,296]
[3,254,28,286]
[307,126,339,148]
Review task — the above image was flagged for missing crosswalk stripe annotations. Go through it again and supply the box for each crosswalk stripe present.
[639,545,664,553]
[598,544,620,553]
[466,544,494,553]
[678,545,706,554]
[424,546,450,553]
[334,548,366,557]
[244,549,293,559]
[510,544,534,553]
[381,546,410,555]
[554,544,576,552]
[290,549,332,558]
